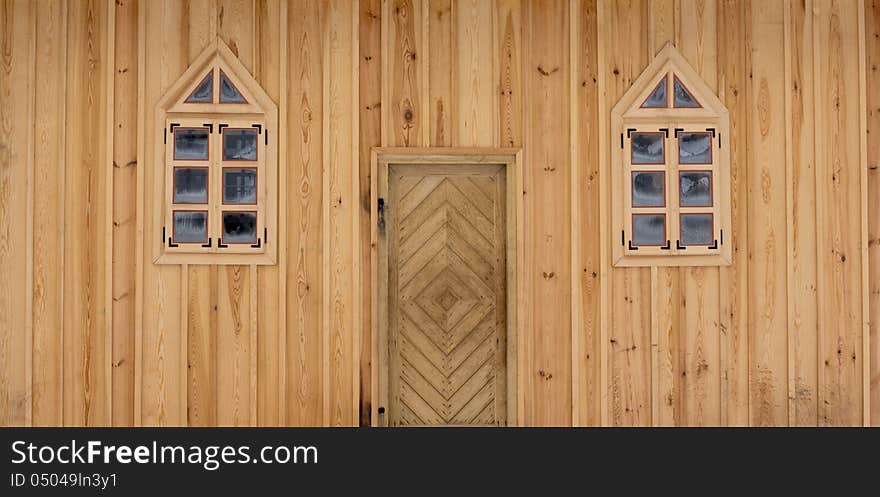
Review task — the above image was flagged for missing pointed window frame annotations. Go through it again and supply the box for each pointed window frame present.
[152,39,278,265]
[610,44,731,267]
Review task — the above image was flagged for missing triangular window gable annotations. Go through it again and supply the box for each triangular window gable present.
[160,39,271,114]
[615,43,724,119]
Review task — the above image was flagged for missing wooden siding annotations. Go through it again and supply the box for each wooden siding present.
[0,0,875,427]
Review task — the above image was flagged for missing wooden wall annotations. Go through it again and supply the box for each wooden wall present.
[0,0,876,427]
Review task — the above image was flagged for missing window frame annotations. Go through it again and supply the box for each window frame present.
[152,39,277,265]
[611,45,731,267]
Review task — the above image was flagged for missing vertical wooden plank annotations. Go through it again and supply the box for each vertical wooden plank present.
[287,0,323,426]
[276,0,289,426]
[813,0,865,426]
[216,0,255,426]
[0,0,33,426]
[677,0,721,427]
[648,0,677,428]
[786,0,819,426]
[428,0,452,146]
[524,0,571,425]
[866,0,880,427]
[32,0,67,427]
[184,0,217,428]
[602,0,652,427]
[256,0,283,427]
[748,0,788,426]
[385,0,424,147]
[140,0,185,426]
[64,0,112,426]
[323,0,360,426]
[717,0,750,426]
[572,0,600,426]
[359,0,382,426]
[112,0,139,427]
[497,0,521,149]
[453,0,495,147]
[216,265,250,425]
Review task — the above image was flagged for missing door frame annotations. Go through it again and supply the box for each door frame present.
[370,148,523,426]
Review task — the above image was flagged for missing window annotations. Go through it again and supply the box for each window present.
[154,39,277,265]
[611,44,731,266]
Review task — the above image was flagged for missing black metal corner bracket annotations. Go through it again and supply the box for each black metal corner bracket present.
[218,240,228,248]
[163,226,178,247]
[628,240,639,251]
[659,127,669,137]
[203,123,214,133]
[201,238,212,248]
[218,123,230,133]
[673,127,685,137]
[676,240,686,250]
[626,128,637,138]
[169,122,181,133]
[251,123,262,134]
[250,238,262,249]
[660,240,671,250]
[708,239,718,250]
[705,127,716,137]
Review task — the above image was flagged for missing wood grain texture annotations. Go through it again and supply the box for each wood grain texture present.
[718,0,751,426]
[256,0,283,427]
[867,0,880,427]
[0,0,34,426]
[64,0,112,426]
[747,0,788,426]
[359,0,382,426]
[112,0,138,427]
[523,0,571,426]
[572,0,600,426]
[813,0,865,426]
[786,0,819,426]
[286,0,323,426]
[2,0,874,427]
[31,0,67,426]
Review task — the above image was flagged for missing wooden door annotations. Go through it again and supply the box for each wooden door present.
[380,164,509,426]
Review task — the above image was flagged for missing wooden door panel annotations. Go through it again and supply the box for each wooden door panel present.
[386,164,507,426]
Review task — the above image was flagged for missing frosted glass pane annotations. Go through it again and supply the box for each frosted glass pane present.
[173,168,208,203]
[673,76,700,108]
[631,171,665,207]
[223,168,257,204]
[223,129,257,161]
[632,214,665,246]
[185,72,213,103]
[219,71,246,103]
[680,213,713,245]
[679,171,712,207]
[679,132,712,164]
[174,128,209,160]
[631,133,664,164]
[173,211,207,243]
[641,78,667,108]
[222,212,257,243]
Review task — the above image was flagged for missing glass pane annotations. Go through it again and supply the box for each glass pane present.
[222,212,257,243]
[632,214,666,246]
[631,132,664,164]
[174,128,209,160]
[223,168,257,204]
[673,76,700,108]
[223,129,258,161]
[631,171,665,207]
[173,168,208,203]
[679,132,712,164]
[679,171,712,207]
[173,211,207,243]
[680,213,713,245]
[641,77,667,108]
[185,71,213,103]
[219,71,246,103]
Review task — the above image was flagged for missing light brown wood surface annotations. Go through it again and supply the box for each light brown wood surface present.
[382,163,508,425]
[0,0,876,427]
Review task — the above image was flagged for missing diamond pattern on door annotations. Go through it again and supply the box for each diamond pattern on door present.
[386,165,507,426]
